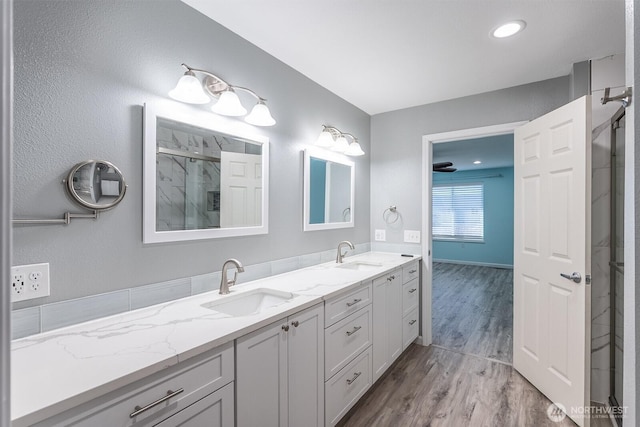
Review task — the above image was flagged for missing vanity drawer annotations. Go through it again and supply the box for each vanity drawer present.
[324,283,372,327]
[402,278,419,317]
[40,342,234,427]
[325,306,372,380]
[402,261,419,284]
[325,346,372,427]
[402,308,419,350]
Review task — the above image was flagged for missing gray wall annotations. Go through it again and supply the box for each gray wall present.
[370,76,570,245]
[12,0,370,306]
[1,0,12,424]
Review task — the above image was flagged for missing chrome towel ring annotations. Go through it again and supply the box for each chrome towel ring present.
[383,205,399,224]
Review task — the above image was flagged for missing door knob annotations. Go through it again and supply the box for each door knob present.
[560,272,582,284]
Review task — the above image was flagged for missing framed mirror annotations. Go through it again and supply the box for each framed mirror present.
[143,102,269,243]
[66,160,127,211]
[303,148,354,231]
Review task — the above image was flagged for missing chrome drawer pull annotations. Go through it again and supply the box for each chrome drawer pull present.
[409,319,417,325]
[346,371,362,385]
[409,269,417,274]
[408,288,417,293]
[346,298,362,307]
[346,326,362,336]
[130,388,184,418]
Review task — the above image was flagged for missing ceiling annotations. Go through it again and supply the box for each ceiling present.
[433,134,514,172]
[182,0,625,115]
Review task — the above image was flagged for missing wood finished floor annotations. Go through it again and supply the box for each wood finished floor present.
[432,263,513,364]
[339,264,612,427]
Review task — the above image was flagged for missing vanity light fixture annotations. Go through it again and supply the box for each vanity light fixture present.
[169,63,276,126]
[473,160,482,165]
[316,125,365,157]
[492,20,526,38]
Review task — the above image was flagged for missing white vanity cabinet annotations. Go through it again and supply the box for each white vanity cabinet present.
[371,268,402,382]
[323,283,373,427]
[33,342,235,427]
[401,261,420,350]
[236,303,325,427]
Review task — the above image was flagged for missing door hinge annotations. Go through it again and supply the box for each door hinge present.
[585,274,591,285]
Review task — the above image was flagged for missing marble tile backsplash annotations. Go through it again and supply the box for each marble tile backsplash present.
[11,242,371,339]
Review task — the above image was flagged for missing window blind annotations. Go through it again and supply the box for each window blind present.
[432,183,484,241]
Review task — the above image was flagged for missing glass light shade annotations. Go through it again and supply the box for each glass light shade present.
[245,102,276,126]
[331,135,349,152]
[211,90,247,116]
[316,130,335,147]
[344,141,365,156]
[168,74,210,104]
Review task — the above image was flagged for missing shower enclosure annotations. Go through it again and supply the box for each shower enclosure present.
[609,108,624,426]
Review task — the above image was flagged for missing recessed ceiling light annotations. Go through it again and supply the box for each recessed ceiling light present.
[492,20,526,38]
[473,160,482,165]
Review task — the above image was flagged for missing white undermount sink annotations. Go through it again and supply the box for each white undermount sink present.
[336,261,383,271]
[202,288,297,317]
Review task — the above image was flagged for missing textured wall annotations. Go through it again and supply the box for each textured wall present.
[432,166,514,267]
[370,77,570,248]
[12,0,370,306]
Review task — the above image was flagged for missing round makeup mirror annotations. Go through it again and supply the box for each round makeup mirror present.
[65,160,127,211]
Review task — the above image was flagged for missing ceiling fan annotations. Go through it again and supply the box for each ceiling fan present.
[433,161,457,173]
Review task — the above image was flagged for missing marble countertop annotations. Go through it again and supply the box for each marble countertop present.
[11,251,420,426]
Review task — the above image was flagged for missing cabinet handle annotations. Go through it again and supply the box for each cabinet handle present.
[130,388,184,418]
[409,288,417,293]
[409,319,417,325]
[282,324,290,332]
[291,320,300,327]
[409,269,417,274]
[387,277,392,282]
[346,326,362,336]
[346,371,362,385]
[390,275,396,279]
[346,298,362,307]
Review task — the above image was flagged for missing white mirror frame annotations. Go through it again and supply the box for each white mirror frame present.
[143,101,269,243]
[303,148,355,231]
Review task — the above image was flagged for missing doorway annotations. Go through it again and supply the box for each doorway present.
[430,134,515,363]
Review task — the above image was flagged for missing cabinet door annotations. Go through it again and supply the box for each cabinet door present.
[154,382,234,427]
[237,320,288,427]
[288,304,324,427]
[387,269,403,363]
[371,277,388,382]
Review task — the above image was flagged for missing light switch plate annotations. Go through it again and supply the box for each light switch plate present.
[374,229,386,241]
[404,230,421,243]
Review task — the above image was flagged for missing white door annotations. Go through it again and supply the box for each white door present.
[236,320,288,427]
[513,95,591,427]
[288,304,324,427]
[220,152,262,227]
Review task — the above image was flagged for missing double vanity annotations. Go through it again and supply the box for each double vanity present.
[11,251,421,427]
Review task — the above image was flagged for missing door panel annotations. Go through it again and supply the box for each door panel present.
[514,95,591,427]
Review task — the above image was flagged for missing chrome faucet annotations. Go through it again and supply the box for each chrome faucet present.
[219,258,245,295]
[336,241,355,263]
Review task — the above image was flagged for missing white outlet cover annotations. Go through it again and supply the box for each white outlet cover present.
[374,229,386,241]
[11,263,50,302]
[404,230,421,243]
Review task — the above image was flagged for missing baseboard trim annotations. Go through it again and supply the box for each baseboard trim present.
[433,259,513,269]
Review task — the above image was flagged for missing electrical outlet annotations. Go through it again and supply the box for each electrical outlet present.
[374,229,386,241]
[404,230,421,243]
[11,263,50,302]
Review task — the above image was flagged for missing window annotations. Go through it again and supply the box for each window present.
[432,183,484,241]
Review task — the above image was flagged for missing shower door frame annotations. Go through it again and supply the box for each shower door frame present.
[609,107,625,425]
